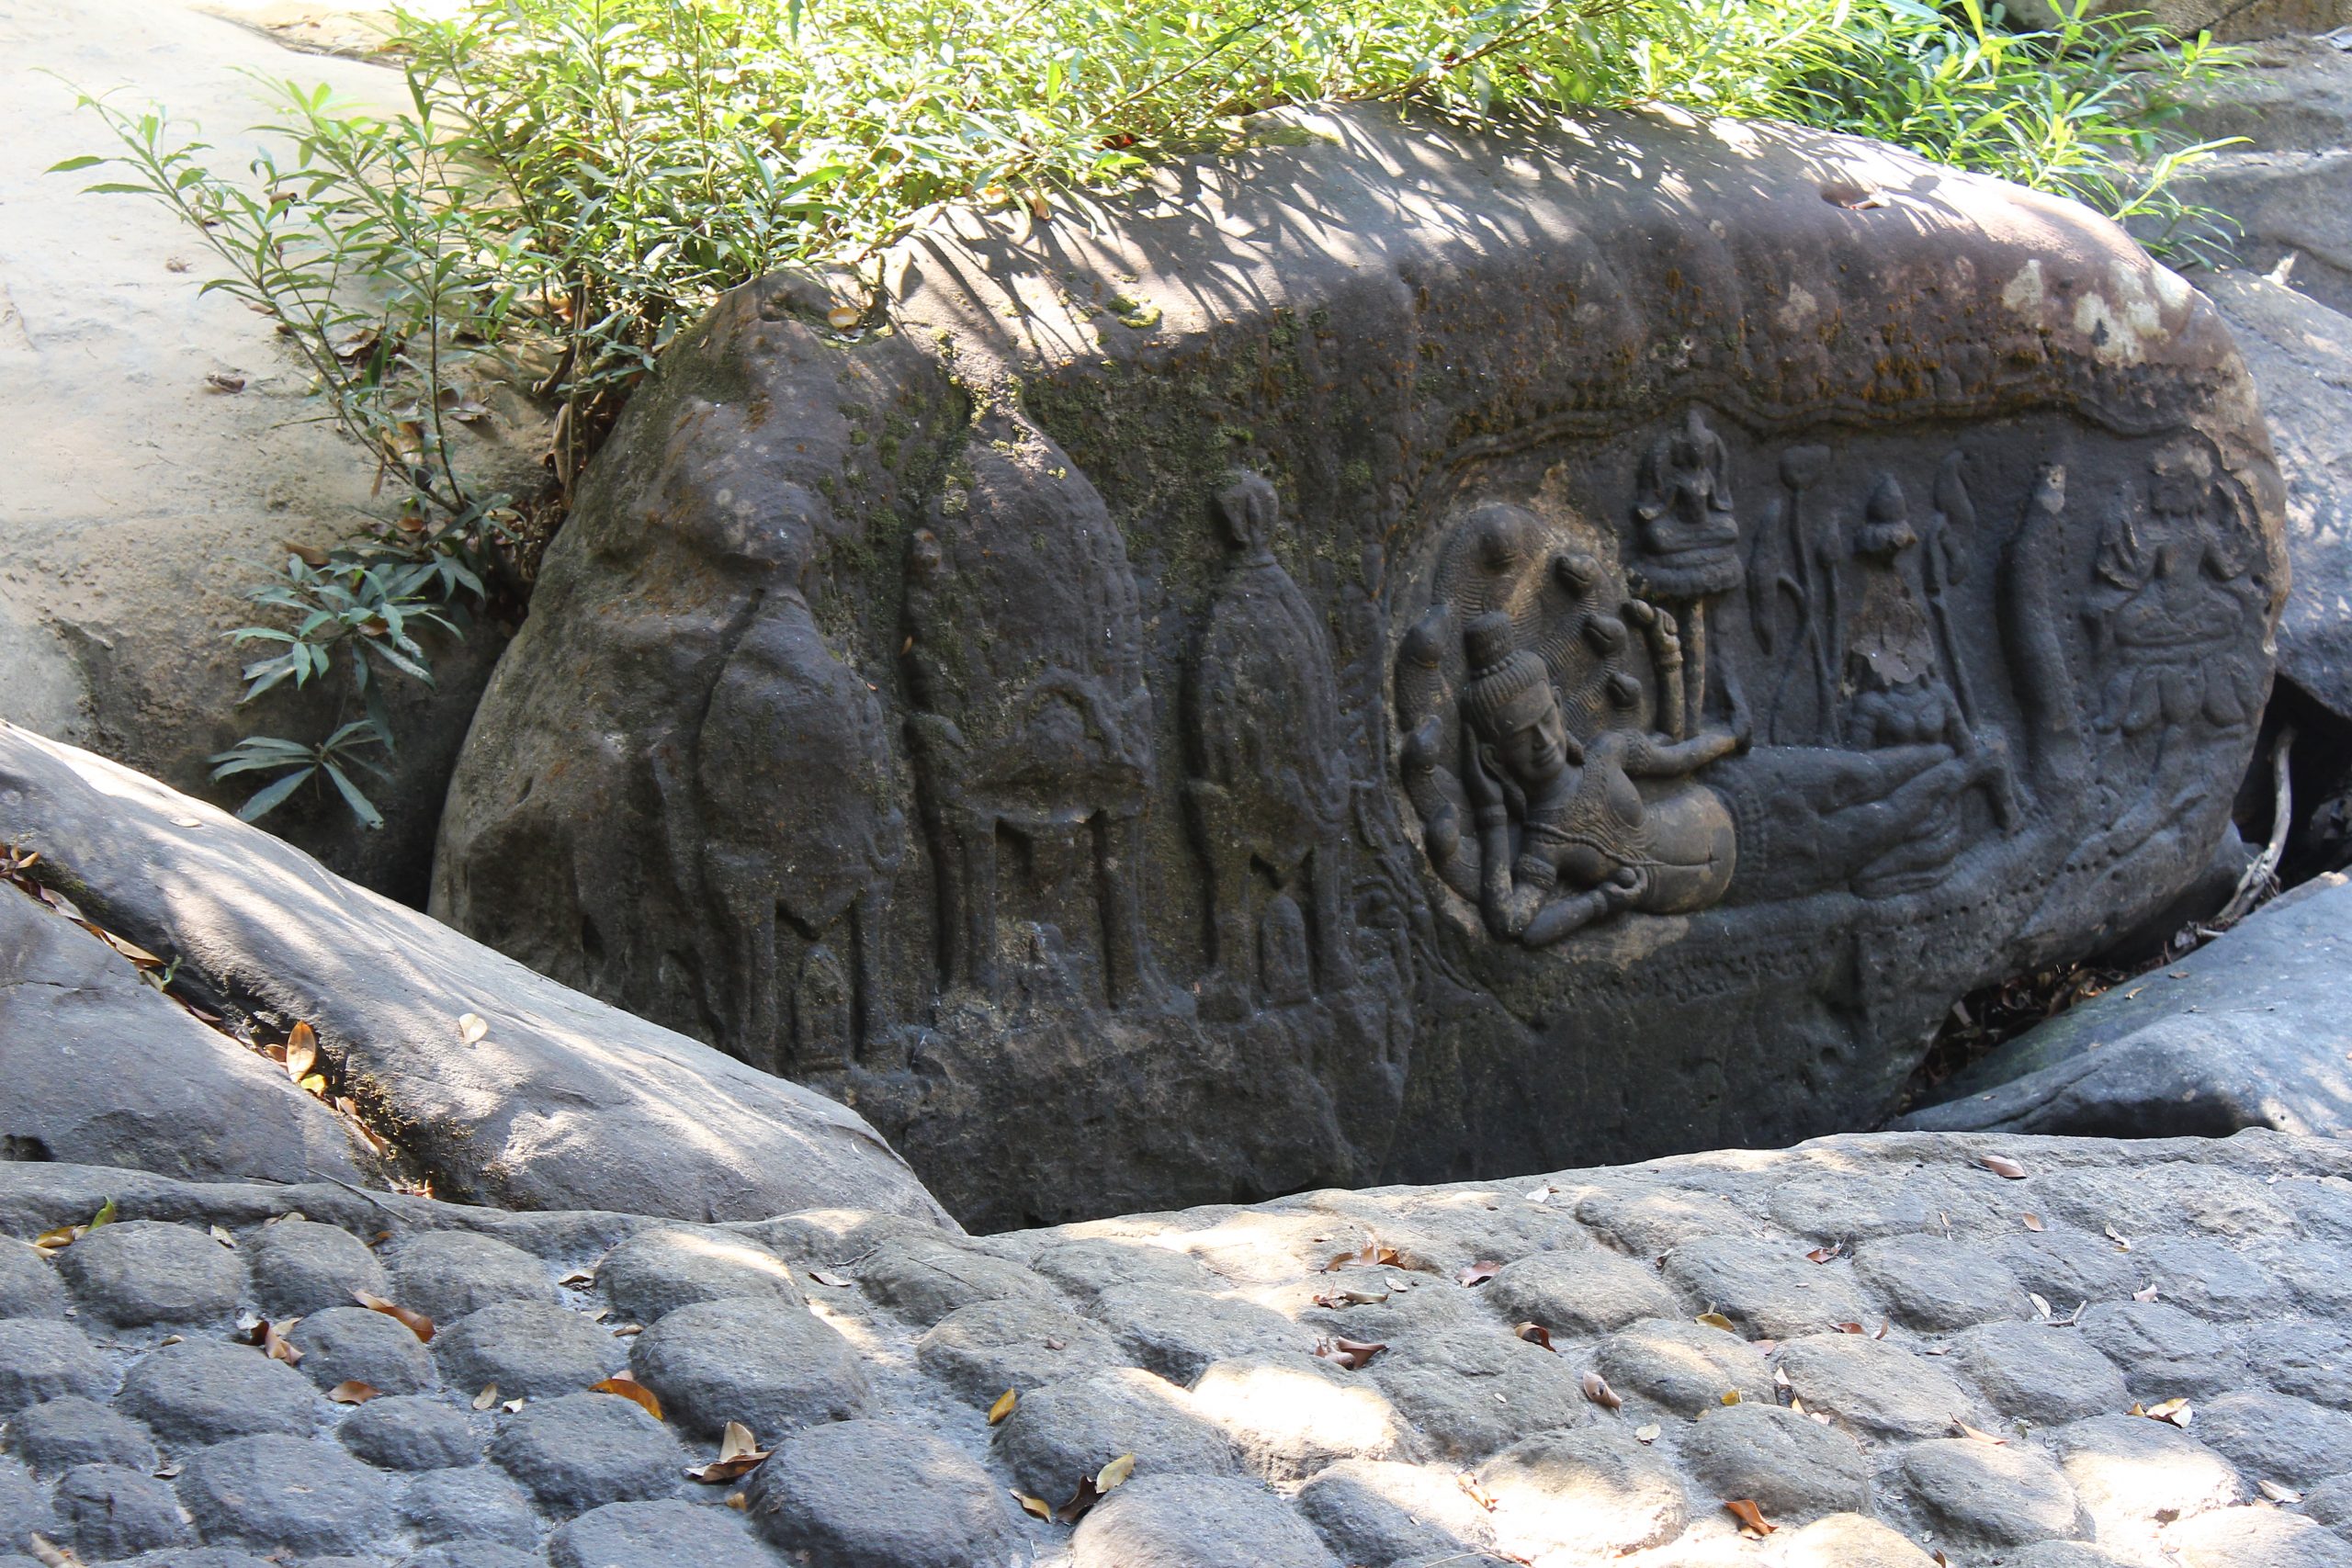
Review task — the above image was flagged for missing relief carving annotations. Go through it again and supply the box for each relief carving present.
[1184,469,1354,1012]
[695,521,901,1074]
[902,429,1160,1009]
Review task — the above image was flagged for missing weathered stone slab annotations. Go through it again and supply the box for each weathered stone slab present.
[0,722,950,1226]
[434,105,2284,1226]
[1903,872,2352,1137]
[0,882,368,1182]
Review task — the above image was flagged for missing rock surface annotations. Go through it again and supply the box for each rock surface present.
[1904,872,2352,1136]
[0,0,523,901]
[434,104,2285,1229]
[0,722,948,1225]
[0,881,369,1180]
[1,1128,2348,1565]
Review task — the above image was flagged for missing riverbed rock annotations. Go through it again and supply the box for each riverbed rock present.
[433,104,2284,1228]
[0,882,368,1182]
[0,721,951,1225]
[1903,872,2352,1137]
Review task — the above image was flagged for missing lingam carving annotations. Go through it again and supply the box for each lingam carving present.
[1397,499,1740,947]
[1184,469,1354,1011]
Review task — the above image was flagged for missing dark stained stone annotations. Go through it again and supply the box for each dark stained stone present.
[245,1220,389,1317]
[338,1394,480,1472]
[0,1242,63,1321]
[1901,1439,2080,1545]
[915,1296,1125,1404]
[51,1463,190,1559]
[288,1305,436,1395]
[628,1296,866,1440]
[433,1301,623,1403]
[596,1228,804,1324]
[1947,1319,2130,1425]
[0,1320,109,1415]
[119,1341,319,1446]
[549,1499,774,1568]
[1676,1402,1872,1522]
[992,1367,1240,1497]
[399,1466,537,1548]
[430,105,2283,1230]
[1477,1249,1679,1337]
[391,1233,551,1323]
[1660,1236,1871,1340]
[53,1221,242,1327]
[176,1434,393,1557]
[489,1392,685,1511]
[1070,1474,1339,1568]
[3,1397,155,1475]
[745,1419,1025,1568]
[1593,1316,1776,1416]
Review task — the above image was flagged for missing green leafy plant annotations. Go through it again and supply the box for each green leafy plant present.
[56,0,2243,826]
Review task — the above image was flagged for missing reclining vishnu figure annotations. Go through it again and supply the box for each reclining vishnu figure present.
[1427,610,1740,946]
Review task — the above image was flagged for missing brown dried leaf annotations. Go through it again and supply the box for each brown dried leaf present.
[262,1320,303,1365]
[2021,1213,2045,1232]
[1979,1154,2029,1180]
[1951,1419,2008,1444]
[33,1224,79,1255]
[1695,1312,1736,1333]
[204,372,246,394]
[1324,1241,1401,1273]
[1515,1322,1555,1352]
[353,1290,435,1343]
[1054,1473,1102,1524]
[471,1384,499,1411]
[1634,1423,1661,1443]
[1012,1490,1052,1521]
[1874,1320,1890,1340]
[27,1534,85,1568]
[284,1021,319,1082]
[1833,1322,1866,1336]
[2104,1224,2133,1253]
[1581,1371,1623,1411]
[988,1389,1018,1426]
[826,304,861,331]
[328,1381,380,1405]
[1719,1390,1742,1405]
[808,1270,853,1288]
[1457,1260,1503,1287]
[209,1225,236,1249]
[1804,1244,1844,1265]
[1316,1336,1388,1371]
[2133,1283,2160,1303]
[1457,1472,1498,1512]
[1313,1288,1390,1309]
[725,1491,748,1510]
[686,1449,771,1483]
[591,1374,664,1422]
[458,1012,490,1046]
[501,1397,526,1415]
[2259,1480,2303,1504]
[2142,1397,2193,1427]
[1095,1453,1136,1494]
[1724,1497,1777,1537]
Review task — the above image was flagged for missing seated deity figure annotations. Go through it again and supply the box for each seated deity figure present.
[1454,611,1738,946]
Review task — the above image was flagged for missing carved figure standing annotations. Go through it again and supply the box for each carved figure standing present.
[1185,469,1353,1008]
[696,514,902,1073]
[1632,409,1750,739]
[903,426,1160,1009]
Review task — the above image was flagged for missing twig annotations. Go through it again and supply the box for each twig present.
[2215,726,2294,928]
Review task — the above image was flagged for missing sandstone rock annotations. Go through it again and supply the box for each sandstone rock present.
[596,1228,803,1324]
[0,722,950,1225]
[1947,1319,2131,1425]
[992,1366,1240,1497]
[1296,1458,1498,1566]
[2053,1413,2246,1546]
[1592,1315,1776,1416]
[2007,0,2352,40]
[1902,1438,2082,1546]
[1069,1474,1338,1568]
[1776,1513,1939,1568]
[1478,1247,1679,1336]
[1906,873,2352,1138]
[2170,1505,2352,1567]
[433,106,2282,1227]
[744,1419,1026,1568]
[1475,1427,1688,1558]
[1772,1333,1988,1439]
[0,886,369,1184]
[628,1296,868,1440]
[431,1302,623,1403]
[1676,1401,1873,1522]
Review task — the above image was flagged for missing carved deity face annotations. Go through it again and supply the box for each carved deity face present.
[1486,695,1572,790]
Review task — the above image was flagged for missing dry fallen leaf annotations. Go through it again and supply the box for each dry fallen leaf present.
[1720,1390,1742,1406]
[826,304,861,331]
[988,1389,1018,1426]
[472,1385,500,1411]
[209,1225,236,1249]
[1515,1322,1555,1352]
[204,372,246,394]
[1457,1472,1499,1512]
[2141,1397,2193,1427]
[1951,1419,2008,1445]
[2260,1480,2303,1504]
[686,1421,771,1483]
[1581,1371,1623,1411]
[1095,1453,1136,1494]
[1804,1244,1844,1264]
[353,1290,435,1343]
[2030,1292,2052,1320]
[1313,1288,1390,1309]
[2021,1213,2045,1232]
[262,1321,303,1365]
[1724,1497,1777,1537]
[1634,1423,1661,1444]
[1012,1490,1053,1521]
[560,1270,595,1289]
[591,1374,664,1421]
[328,1381,380,1405]
[501,1397,526,1415]
[1324,1240,1401,1273]
[1316,1337,1388,1371]
[2133,1283,2160,1303]
[27,1533,85,1568]
[1980,1154,2029,1180]
[1523,1183,1555,1204]
[1695,1312,1736,1334]
[1055,1474,1102,1524]
[725,1492,748,1511]
[1457,1260,1503,1287]
[808,1269,854,1288]
[2105,1224,2133,1253]
[458,1012,490,1046]
[1833,1322,1866,1336]
[285,1021,319,1082]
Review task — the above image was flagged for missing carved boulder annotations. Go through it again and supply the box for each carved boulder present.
[433,107,2285,1228]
